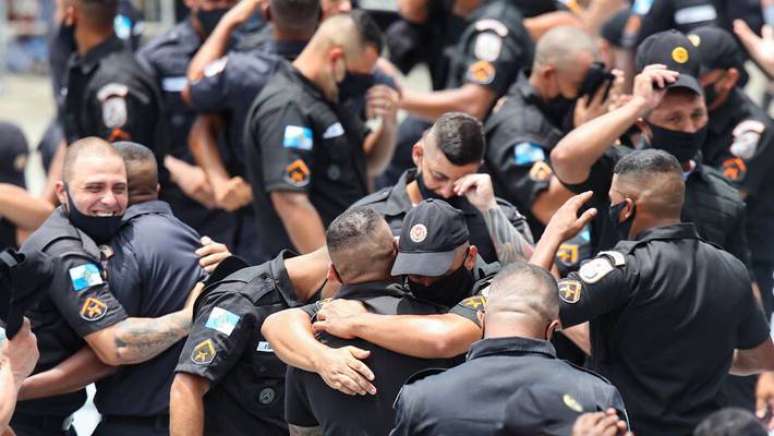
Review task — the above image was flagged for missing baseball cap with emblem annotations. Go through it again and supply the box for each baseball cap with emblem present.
[687,26,749,84]
[391,199,469,277]
[635,30,703,95]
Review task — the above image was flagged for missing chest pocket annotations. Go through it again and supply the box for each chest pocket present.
[317,119,355,183]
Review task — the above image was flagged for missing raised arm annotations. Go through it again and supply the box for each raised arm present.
[530,192,597,273]
[362,85,400,177]
[0,184,54,231]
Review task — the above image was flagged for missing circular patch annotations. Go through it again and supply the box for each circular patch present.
[467,60,496,85]
[409,224,427,243]
[687,34,701,47]
[473,32,503,62]
[563,394,584,412]
[259,387,276,405]
[671,46,689,64]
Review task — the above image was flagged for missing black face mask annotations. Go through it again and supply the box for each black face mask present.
[54,23,76,53]
[338,72,374,103]
[65,188,123,244]
[608,201,636,242]
[416,171,464,209]
[408,263,475,308]
[543,96,575,129]
[196,8,229,36]
[647,123,707,163]
[703,84,719,109]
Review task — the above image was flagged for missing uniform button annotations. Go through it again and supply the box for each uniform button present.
[258,387,275,405]
[259,366,266,373]
[328,165,341,180]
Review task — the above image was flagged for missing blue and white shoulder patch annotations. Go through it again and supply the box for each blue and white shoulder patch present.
[69,263,103,292]
[514,142,546,165]
[283,125,314,151]
[205,307,240,336]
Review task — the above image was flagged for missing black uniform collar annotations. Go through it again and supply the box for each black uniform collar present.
[335,280,407,300]
[71,34,125,74]
[633,222,701,243]
[467,336,557,361]
[385,169,481,217]
[176,19,204,53]
[513,72,540,103]
[708,89,743,135]
[268,250,303,307]
[44,207,101,258]
[290,64,326,100]
[121,200,172,223]
[269,39,307,61]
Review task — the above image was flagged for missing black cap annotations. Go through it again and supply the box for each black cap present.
[0,249,56,339]
[600,9,631,48]
[498,386,586,436]
[0,121,28,188]
[635,30,703,95]
[391,199,469,277]
[687,26,746,73]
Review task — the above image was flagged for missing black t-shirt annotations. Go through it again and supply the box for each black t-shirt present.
[243,61,369,258]
[558,224,770,435]
[0,121,28,251]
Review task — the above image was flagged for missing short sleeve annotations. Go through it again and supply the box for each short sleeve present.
[256,103,315,193]
[735,282,771,350]
[461,21,524,96]
[722,120,774,198]
[88,81,160,147]
[49,253,128,337]
[284,367,319,426]
[558,149,617,209]
[449,295,486,326]
[487,134,552,209]
[188,56,232,113]
[175,291,257,384]
[390,383,421,436]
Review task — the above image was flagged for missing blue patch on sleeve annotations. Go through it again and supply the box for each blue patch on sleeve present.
[205,307,241,336]
[283,125,314,151]
[69,263,104,292]
[514,142,546,166]
[632,0,654,15]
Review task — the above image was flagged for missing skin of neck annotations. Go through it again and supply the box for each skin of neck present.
[484,314,548,341]
[628,211,680,239]
[293,43,338,102]
[529,70,559,102]
[286,248,332,302]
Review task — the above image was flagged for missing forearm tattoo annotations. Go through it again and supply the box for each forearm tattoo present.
[483,207,534,264]
[113,311,192,363]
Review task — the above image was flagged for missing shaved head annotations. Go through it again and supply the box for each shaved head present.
[533,26,596,73]
[63,137,124,184]
[613,150,685,219]
[314,10,383,57]
[326,206,395,282]
[485,262,559,328]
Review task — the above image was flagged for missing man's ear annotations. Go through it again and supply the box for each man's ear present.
[326,263,342,284]
[464,245,478,270]
[721,68,740,92]
[623,197,636,220]
[55,181,68,207]
[63,3,77,26]
[411,142,424,168]
[546,319,560,340]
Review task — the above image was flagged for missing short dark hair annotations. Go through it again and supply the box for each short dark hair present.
[488,261,560,324]
[429,112,486,166]
[350,9,384,55]
[613,149,682,177]
[77,0,118,28]
[693,408,766,436]
[113,141,158,186]
[271,0,320,34]
[326,206,393,280]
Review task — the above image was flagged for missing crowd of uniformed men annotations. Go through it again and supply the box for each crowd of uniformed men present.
[1,0,774,434]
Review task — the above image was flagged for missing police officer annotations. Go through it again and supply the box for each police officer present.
[550,31,751,268]
[284,206,453,435]
[532,150,774,435]
[391,262,628,436]
[136,0,237,246]
[10,139,197,436]
[688,26,774,317]
[243,11,398,257]
[355,112,533,265]
[60,0,166,154]
[170,247,331,436]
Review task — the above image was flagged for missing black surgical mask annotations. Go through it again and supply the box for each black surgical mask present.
[196,8,229,36]
[416,172,463,209]
[646,123,707,163]
[65,187,122,244]
[543,96,575,130]
[338,72,374,103]
[408,264,475,308]
[608,201,635,242]
[703,84,719,109]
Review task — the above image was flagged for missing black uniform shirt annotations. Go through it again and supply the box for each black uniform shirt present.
[62,35,166,154]
[558,223,770,435]
[94,200,205,417]
[703,89,774,263]
[352,169,532,264]
[391,337,627,436]
[0,121,28,251]
[447,0,534,108]
[175,251,301,436]
[561,145,751,267]
[15,209,128,417]
[286,281,451,436]
[243,61,369,257]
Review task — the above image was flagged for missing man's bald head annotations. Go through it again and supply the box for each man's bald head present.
[612,149,685,220]
[312,10,383,59]
[484,262,559,335]
[113,142,159,205]
[63,137,124,184]
[533,26,597,73]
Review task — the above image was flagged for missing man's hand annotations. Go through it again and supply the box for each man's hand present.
[757,371,774,430]
[315,346,377,396]
[183,282,206,314]
[572,409,629,436]
[734,21,774,77]
[195,236,232,273]
[221,0,266,27]
[631,65,679,116]
[454,173,498,211]
[542,191,597,243]
[164,156,216,208]
[312,300,368,339]
[3,319,39,387]
[574,81,610,128]
[366,85,400,125]
[213,176,253,212]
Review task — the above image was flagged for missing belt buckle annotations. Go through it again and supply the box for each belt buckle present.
[62,414,74,431]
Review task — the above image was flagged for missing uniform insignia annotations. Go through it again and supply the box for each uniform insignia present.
[563,393,584,412]
[101,96,128,129]
[191,339,217,365]
[461,295,486,310]
[599,250,626,266]
[204,57,228,78]
[13,154,27,172]
[284,159,310,187]
[722,157,747,182]
[80,297,107,321]
[556,244,579,266]
[730,120,765,160]
[467,60,496,85]
[474,19,508,37]
[687,33,701,47]
[528,161,552,182]
[327,165,341,180]
[578,257,614,284]
[257,341,274,353]
[558,280,582,304]
[473,33,503,62]
[671,46,689,64]
[161,76,188,92]
[205,307,240,336]
[108,128,131,142]
[409,224,427,243]
[283,125,314,150]
[322,122,345,139]
[631,0,654,14]
[69,263,104,292]
[258,387,276,405]
[514,142,546,166]
[674,5,717,25]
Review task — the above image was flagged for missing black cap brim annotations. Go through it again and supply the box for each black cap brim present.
[668,73,703,95]
[391,250,456,277]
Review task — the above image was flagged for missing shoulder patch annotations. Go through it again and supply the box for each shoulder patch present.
[730,120,765,160]
[563,393,584,412]
[578,257,614,284]
[323,122,345,139]
[514,142,546,165]
[722,157,747,183]
[598,250,626,267]
[69,263,103,292]
[558,279,582,304]
[97,84,129,129]
[474,19,508,37]
[557,243,579,266]
[257,341,274,352]
[631,0,654,14]
[284,159,311,187]
[204,57,228,78]
[204,307,240,336]
[283,125,314,150]
[191,339,217,365]
[80,297,108,321]
[96,83,129,101]
[473,32,503,62]
[460,295,486,310]
[467,60,496,85]
[528,161,552,182]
